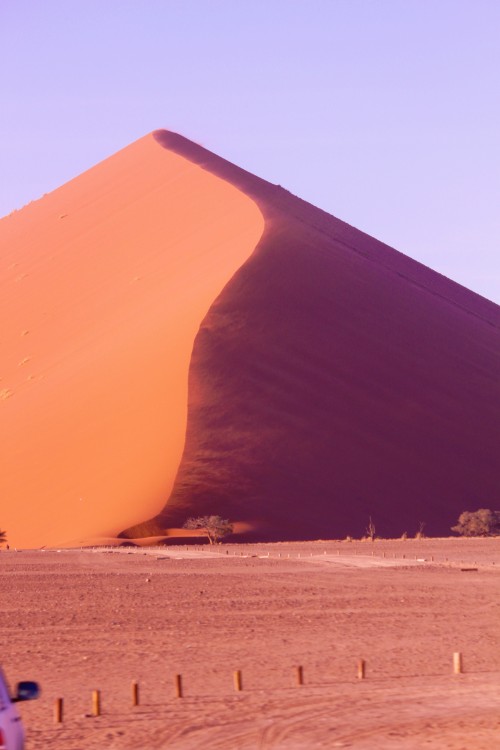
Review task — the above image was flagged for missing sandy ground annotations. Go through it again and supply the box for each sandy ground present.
[2,537,500,749]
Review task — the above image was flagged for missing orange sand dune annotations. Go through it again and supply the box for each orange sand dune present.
[0,134,263,547]
[128,132,500,541]
[2,130,499,548]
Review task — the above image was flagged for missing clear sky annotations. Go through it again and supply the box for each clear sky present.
[1,0,499,302]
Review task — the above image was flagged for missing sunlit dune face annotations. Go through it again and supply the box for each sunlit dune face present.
[0,134,264,547]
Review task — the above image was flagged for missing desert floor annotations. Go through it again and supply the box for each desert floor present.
[2,537,500,749]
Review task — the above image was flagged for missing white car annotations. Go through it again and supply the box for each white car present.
[0,669,39,750]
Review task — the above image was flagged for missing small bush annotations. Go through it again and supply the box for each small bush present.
[451,509,500,537]
[414,521,426,539]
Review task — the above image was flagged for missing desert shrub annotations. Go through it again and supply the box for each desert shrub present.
[183,515,233,544]
[0,529,7,545]
[415,521,426,539]
[451,509,500,537]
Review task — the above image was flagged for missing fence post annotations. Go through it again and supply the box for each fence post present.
[132,680,139,706]
[233,670,243,691]
[357,659,366,679]
[453,652,463,674]
[296,666,304,685]
[92,690,101,716]
[54,698,63,725]
[174,674,183,698]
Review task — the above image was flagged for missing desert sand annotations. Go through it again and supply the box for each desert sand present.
[1,130,499,548]
[2,538,500,749]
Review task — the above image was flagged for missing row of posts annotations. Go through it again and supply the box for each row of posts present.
[53,652,464,724]
[213,550,484,566]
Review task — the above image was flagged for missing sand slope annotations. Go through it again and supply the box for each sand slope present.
[2,130,499,547]
[132,132,500,540]
[0,134,263,547]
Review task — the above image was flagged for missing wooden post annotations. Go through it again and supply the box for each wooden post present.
[132,680,139,706]
[233,670,243,691]
[92,690,101,716]
[296,665,304,686]
[357,659,366,680]
[453,652,463,674]
[174,674,183,698]
[54,698,63,724]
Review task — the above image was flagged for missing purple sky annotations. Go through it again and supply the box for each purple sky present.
[1,1,499,302]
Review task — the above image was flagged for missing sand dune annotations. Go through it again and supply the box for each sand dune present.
[131,132,500,540]
[0,134,263,547]
[1,130,499,547]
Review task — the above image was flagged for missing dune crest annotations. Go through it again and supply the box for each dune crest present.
[0,133,264,547]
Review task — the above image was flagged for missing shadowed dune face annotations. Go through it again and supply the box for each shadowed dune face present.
[136,132,500,540]
[0,134,263,547]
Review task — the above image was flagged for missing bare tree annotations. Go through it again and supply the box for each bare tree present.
[183,516,233,545]
[365,517,376,541]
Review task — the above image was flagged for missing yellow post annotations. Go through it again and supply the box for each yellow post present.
[357,659,366,680]
[92,690,101,716]
[54,698,63,724]
[296,666,304,686]
[233,670,243,691]
[132,680,139,706]
[453,652,463,674]
[175,674,183,698]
